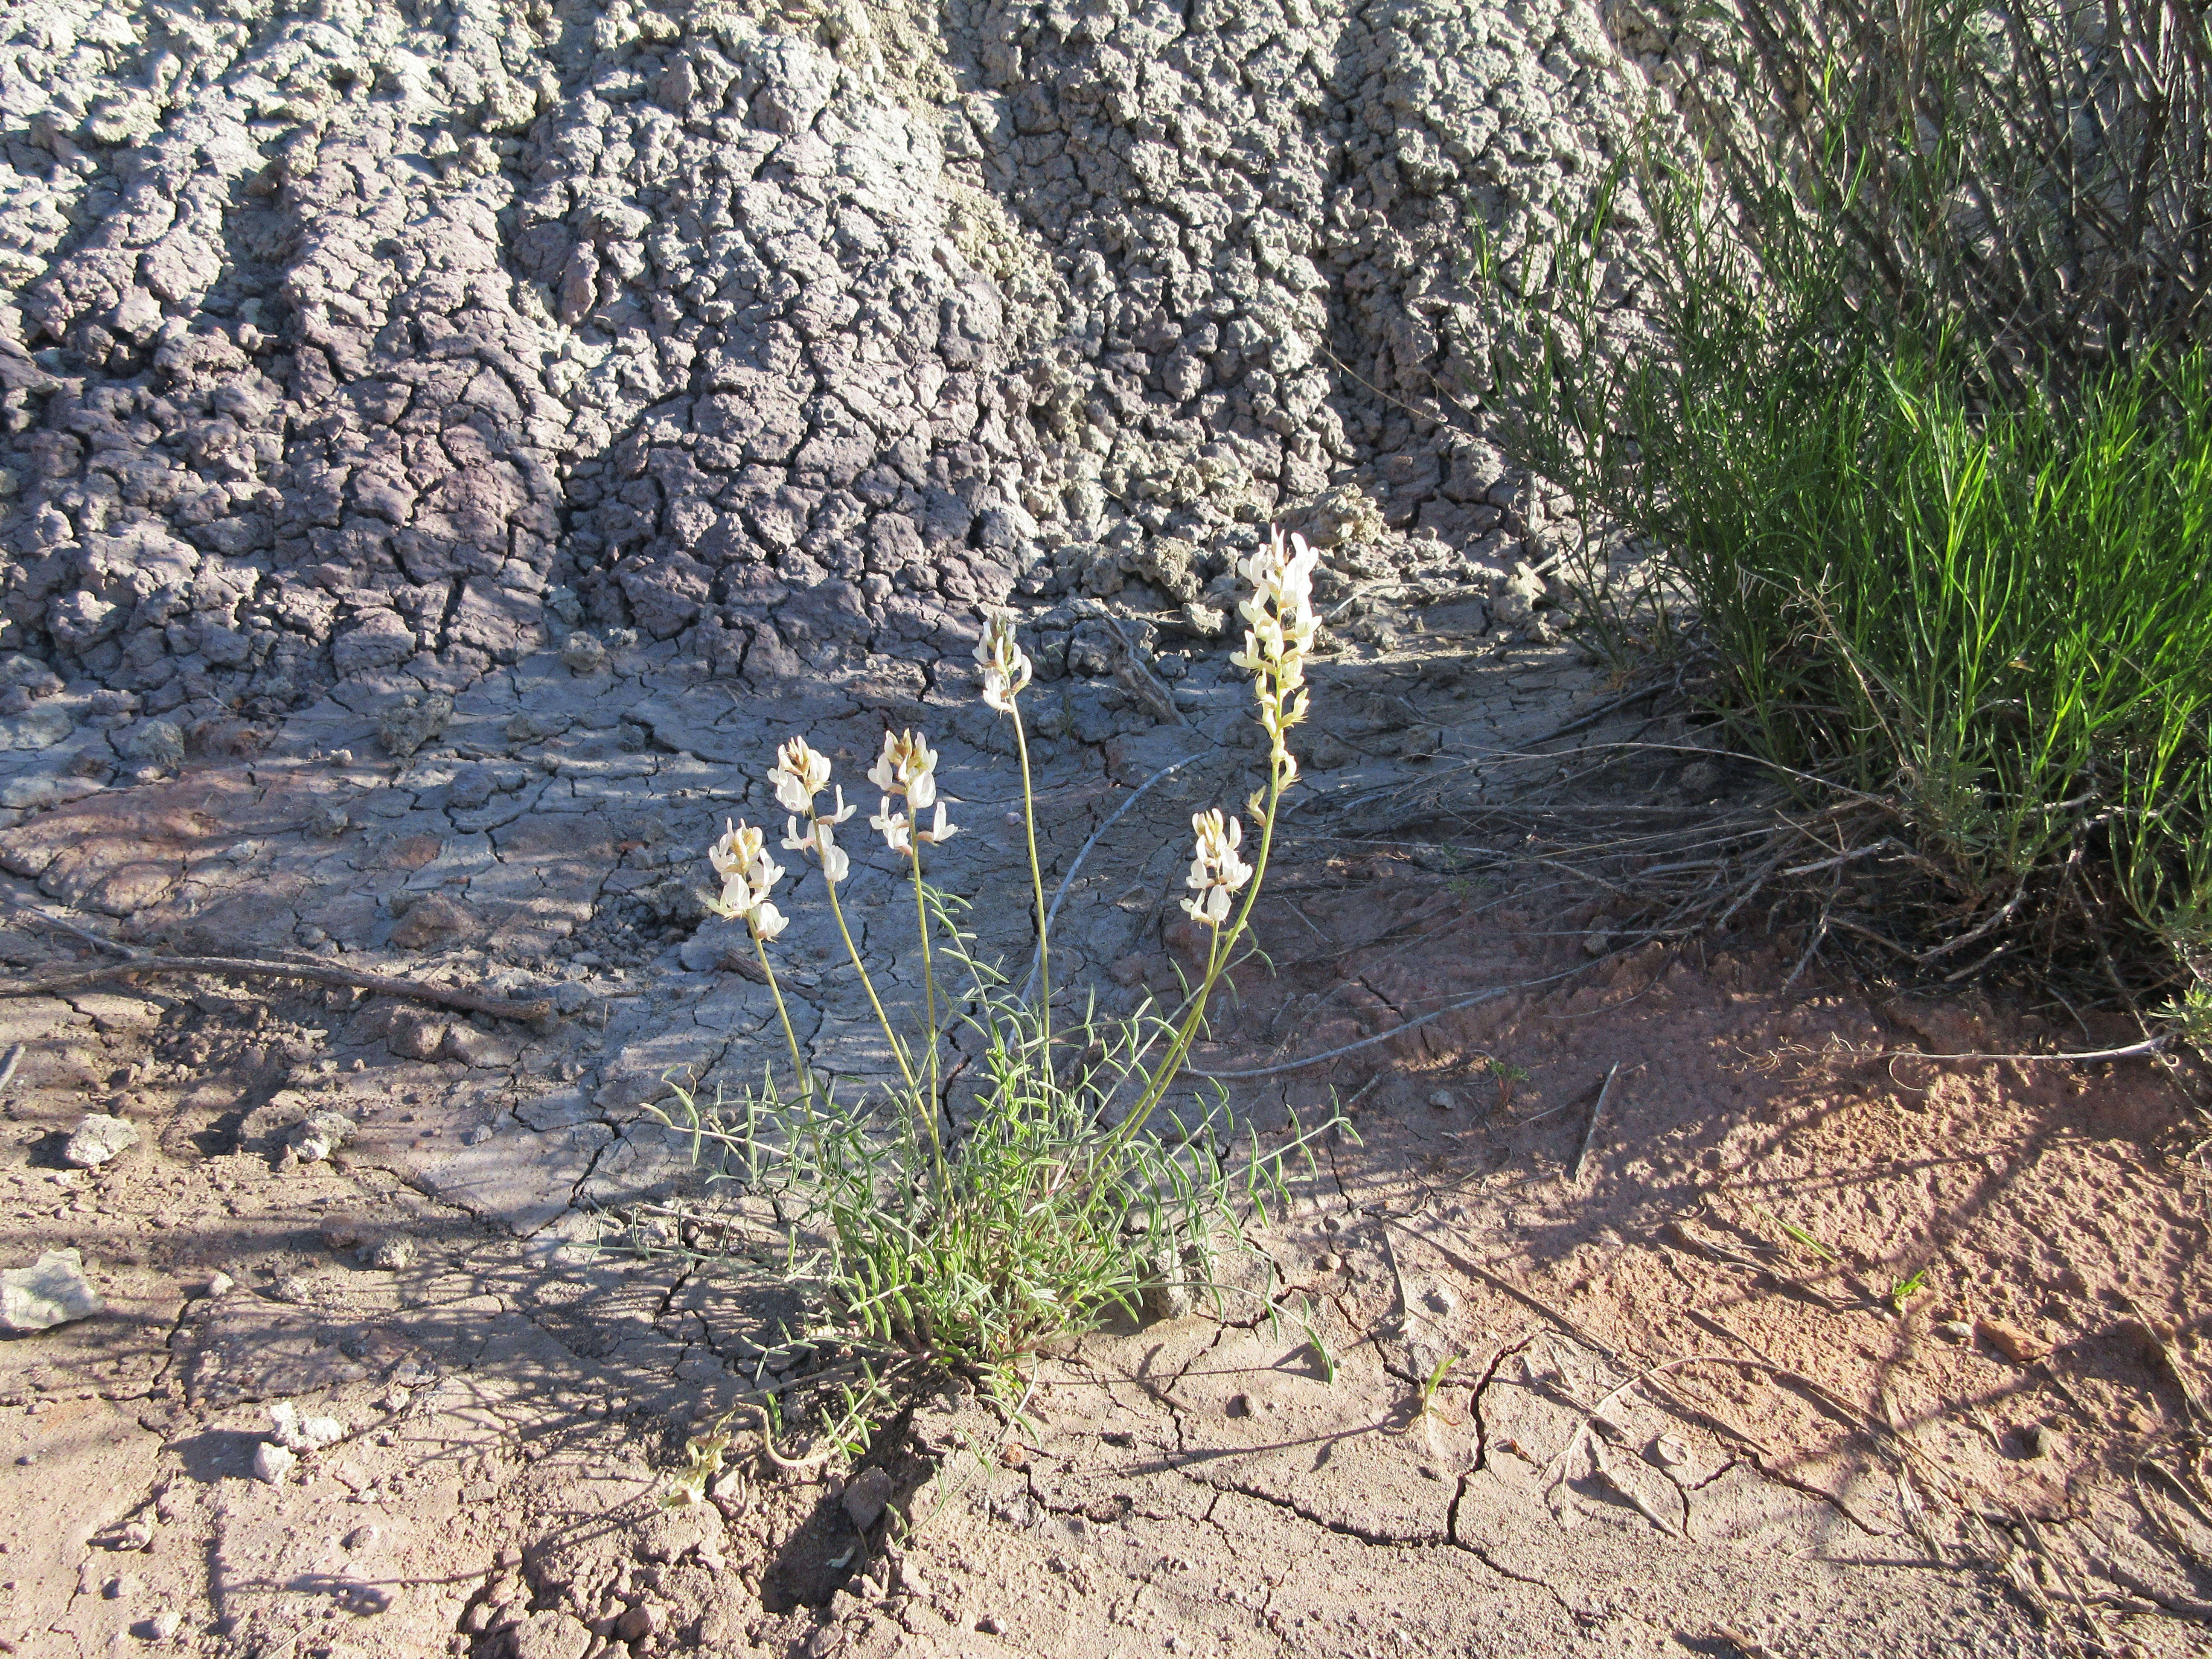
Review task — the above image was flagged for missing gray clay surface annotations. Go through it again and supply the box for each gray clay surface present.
[2,1,2203,1656]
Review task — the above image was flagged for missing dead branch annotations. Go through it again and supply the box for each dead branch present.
[0,955,553,1023]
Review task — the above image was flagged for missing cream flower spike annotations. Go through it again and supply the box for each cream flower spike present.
[709,819,767,882]
[769,736,832,814]
[975,609,1033,712]
[1180,808,1252,927]
[705,820,786,939]
[868,730,941,811]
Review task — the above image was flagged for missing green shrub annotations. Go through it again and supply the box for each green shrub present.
[1484,0,2212,996]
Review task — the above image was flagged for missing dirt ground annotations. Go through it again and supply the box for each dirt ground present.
[3,624,2211,1659]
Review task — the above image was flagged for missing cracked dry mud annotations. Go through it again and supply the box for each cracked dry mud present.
[3,0,2212,1651]
[1,620,2209,1659]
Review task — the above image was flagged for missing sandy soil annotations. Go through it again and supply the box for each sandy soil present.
[2,628,2210,1659]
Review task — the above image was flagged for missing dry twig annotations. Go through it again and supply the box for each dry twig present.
[0,955,553,1023]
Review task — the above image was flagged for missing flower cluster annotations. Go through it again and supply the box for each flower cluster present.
[708,819,788,939]
[975,608,1033,712]
[1175,525,1325,931]
[1181,809,1253,927]
[868,729,958,853]
[771,736,856,882]
[1228,526,1321,784]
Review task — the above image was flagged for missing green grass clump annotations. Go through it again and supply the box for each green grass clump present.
[1484,0,2212,1001]
[641,534,1339,1447]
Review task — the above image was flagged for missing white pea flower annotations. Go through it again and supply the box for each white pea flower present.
[1231,527,1321,672]
[812,819,850,883]
[870,796,908,853]
[1180,808,1252,928]
[871,797,958,854]
[868,728,956,853]
[705,819,786,939]
[780,815,849,881]
[770,736,833,813]
[710,818,768,882]
[868,730,941,811]
[974,608,1033,712]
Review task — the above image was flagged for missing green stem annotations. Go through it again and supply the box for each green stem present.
[1011,702,1052,1059]
[822,867,917,1094]
[754,923,812,1109]
[907,847,948,1196]
[1108,757,1284,1153]
[752,923,828,1185]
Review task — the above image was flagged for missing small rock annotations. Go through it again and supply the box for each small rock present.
[1316,1252,1341,1271]
[343,1524,381,1551]
[253,1441,297,1484]
[320,1213,372,1251]
[1582,930,1613,958]
[1934,1319,1975,1342]
[272,1273,314,1302]
[270,1399,346,1452]
[374,693,453,759]
[1303,729,1356,770]
[1975,1317,2049,1364]
[64,1113,139,1168]
[1426,1089,1456,1111]
[1140,1238,1194,1323]
[384,1007,450,1059]
[975,1614,1005,1636]
[1494,560,1545,627]
[507,1608,594,1659]
[291,1111,356,1163]
[309,805,351,840]
[1225,1393,1252,1418]
[112,1520,154,1551]
[442,1025,520,1068]
[677,934,727,973]
[366,1234,416,1271]
[141,1607,182,1641]
[391,893,481,951]
[842,1466,895,1530]
[332,612,417,678]
[614,1601,664,1641]
[2,1246,105,1331]
[114,718,184,771]
[551,981,601,1017]
[560,632,609,675]
[203,1270,235,1298]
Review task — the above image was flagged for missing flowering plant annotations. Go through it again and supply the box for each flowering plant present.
[654,526,1331,1406]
